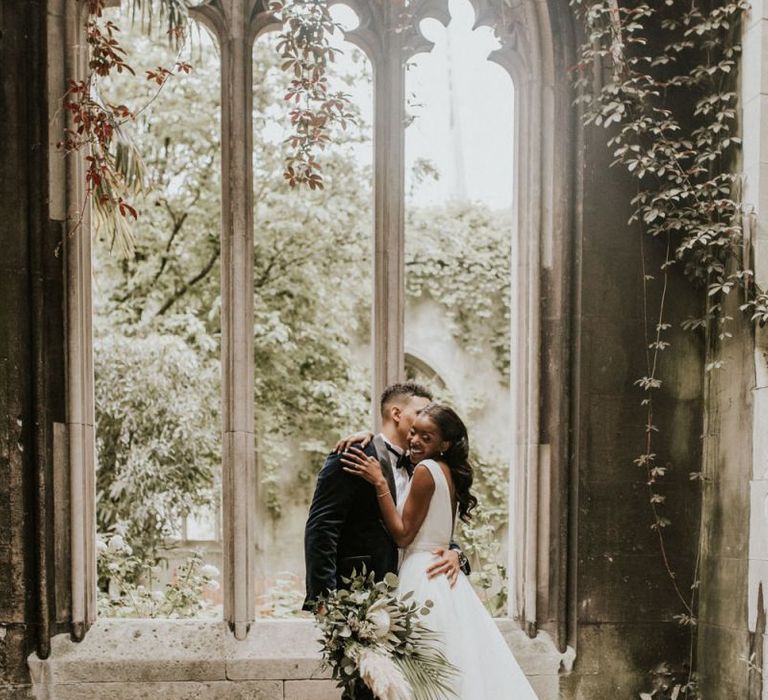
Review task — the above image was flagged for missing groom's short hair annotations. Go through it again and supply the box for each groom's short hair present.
[379,382,433,418]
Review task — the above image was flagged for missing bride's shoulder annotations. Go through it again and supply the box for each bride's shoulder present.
[414,457,436,467]
[413,459,440,478]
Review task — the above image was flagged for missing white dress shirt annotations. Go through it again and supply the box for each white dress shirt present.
[377,433,409,503]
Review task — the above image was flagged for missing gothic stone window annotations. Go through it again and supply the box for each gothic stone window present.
[52,0,574,654]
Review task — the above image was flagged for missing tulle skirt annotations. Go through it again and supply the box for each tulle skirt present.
[397,549,539,700]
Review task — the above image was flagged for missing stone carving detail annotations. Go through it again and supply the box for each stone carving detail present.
[464,0,528,75]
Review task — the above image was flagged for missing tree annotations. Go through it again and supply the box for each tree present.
[406,203,513,381]
[94,317,220,561]
[94,13,513,605]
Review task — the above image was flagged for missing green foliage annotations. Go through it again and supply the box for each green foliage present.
[95,25,221,322]
[93,14,259,611]
[94,320,220,563]
[97,535,220,618]
[406,204,513,381]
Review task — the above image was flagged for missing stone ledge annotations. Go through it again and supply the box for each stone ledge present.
[28,618,568,699]
[40,681,283,700]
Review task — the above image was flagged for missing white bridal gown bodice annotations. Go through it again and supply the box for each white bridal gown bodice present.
[397,459,539,699]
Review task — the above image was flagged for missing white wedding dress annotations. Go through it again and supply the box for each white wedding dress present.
[396,459,538,699]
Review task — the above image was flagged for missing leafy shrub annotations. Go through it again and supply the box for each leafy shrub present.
[97,533,220,618]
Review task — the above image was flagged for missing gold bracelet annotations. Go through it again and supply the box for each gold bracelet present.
[376,490,390,499]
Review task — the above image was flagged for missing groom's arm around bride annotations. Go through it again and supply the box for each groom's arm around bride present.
[303,439,398,611]
[303,382,435,610]
[304,382,472,610]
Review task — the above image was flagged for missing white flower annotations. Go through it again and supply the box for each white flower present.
[205,579,220,592]
[358,648,413,700]
[200,564,220,578]
[349,590,370,605]
[95,538,108,555]
[108,535,125,551]
[366,608,392,638]
[151,591,165,602]
[357,621,376,642]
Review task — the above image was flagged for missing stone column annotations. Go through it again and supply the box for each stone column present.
[66,0,99,642]
[371,1,407,423]
[191,0,257,640]
[741,0,768,652]
[350,0,450,423]
[2,0,66,683]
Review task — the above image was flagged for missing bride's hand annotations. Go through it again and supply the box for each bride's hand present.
[340,447,387,489]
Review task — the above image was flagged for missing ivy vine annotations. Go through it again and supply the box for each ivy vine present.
[60,0,193,254]
[573,0,760,695]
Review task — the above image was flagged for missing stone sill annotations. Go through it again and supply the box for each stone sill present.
[28,618,570,698]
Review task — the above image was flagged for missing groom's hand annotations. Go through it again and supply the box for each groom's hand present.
[427,548,460,587]
[334,430,375,453]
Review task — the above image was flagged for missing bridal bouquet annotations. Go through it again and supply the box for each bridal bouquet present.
[315,571,458,700]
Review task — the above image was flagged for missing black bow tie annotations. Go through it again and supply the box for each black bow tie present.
[396,451,414,477]
[384,442,414,477]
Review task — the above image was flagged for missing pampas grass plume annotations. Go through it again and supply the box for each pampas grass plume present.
[358,647,414,700]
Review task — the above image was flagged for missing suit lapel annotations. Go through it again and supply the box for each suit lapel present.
[372,435,398,503]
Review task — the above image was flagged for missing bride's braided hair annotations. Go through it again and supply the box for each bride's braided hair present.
[420,403,478,523]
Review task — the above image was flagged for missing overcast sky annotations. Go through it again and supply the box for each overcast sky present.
[331,0,515,210]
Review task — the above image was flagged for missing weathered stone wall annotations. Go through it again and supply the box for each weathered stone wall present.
[1,1,54,698]
[27,619,564,699]
[696,297,760,697]
[562,121,705,697]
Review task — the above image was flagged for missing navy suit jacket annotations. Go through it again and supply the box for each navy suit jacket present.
[303,439,398,610]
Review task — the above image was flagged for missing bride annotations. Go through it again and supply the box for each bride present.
[340,403,538,699]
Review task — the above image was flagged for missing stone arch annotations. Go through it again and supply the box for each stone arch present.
[459,0,578,649]
[54,0,579,653]
[404,351,449,393]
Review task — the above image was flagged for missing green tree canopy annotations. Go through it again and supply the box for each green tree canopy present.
[94,13,512,574]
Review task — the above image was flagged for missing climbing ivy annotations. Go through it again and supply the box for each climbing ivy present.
[572,0,758,695]
[62,0,192,254]
[406,203,513,382]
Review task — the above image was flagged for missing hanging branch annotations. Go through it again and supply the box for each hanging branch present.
[270,0,357,189]
[59,0,192,255]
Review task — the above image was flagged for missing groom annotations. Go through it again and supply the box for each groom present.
[303,382,468,612]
